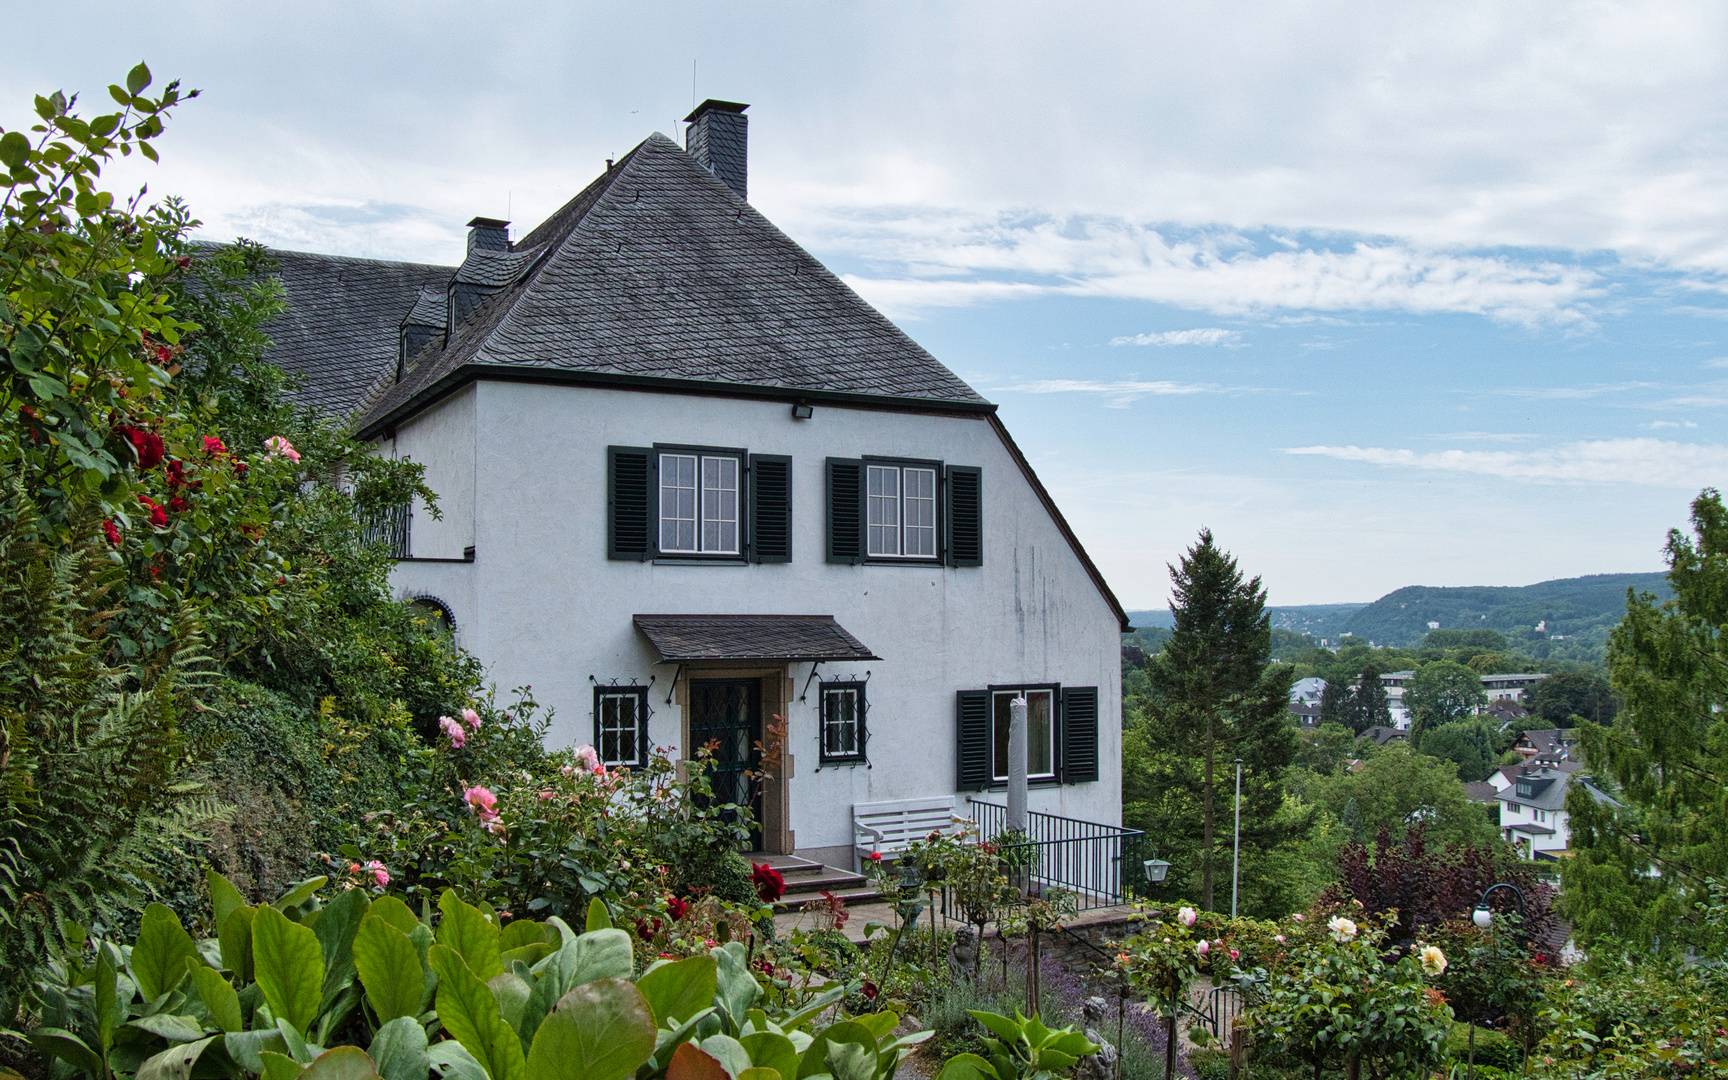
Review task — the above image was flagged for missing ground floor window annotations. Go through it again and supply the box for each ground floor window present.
[992,687,1055,781]
[594,686,649,768]
[820,680,868,764]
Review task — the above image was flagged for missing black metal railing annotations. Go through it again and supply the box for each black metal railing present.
[957,798,1146,913]
[361,503,410,558]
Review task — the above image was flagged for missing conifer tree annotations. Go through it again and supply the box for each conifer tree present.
[1353,659,1393,732]
[1140,529,1301,910]
[1319,677,1356,730]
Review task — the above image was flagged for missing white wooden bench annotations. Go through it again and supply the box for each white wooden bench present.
[853,796,965,865]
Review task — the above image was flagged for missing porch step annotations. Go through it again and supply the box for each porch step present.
[746,854,882,911]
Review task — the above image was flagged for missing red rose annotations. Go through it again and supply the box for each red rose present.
[168,495,189,513]
[233,460,249,478]
[137,495,167,529]
[751,862,785,903]
[155,345,172,365]
[861,980,879,1000]
[203,436,227,456]
[868,852,883,863]
[666,896,688,920]
[118,425,165,470]
[102,520,122,546]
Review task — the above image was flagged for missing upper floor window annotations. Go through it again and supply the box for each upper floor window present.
[610,445,793,563]
[659,451,739,555]
[867,464,938,558]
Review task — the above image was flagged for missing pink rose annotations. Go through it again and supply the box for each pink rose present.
[461,708,481,731]
[537,789,555,800]
[1273,934,1286,943]
[574,745,601,773]
[364,861,389,887]
[1229,949,1239,961]
[1292,914,1305,922]
[439,715,466,748]
[464,785,499,823]
[1196,940,1210,956]
[264,435,301,464]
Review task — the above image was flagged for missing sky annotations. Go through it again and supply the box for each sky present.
[6,0,1727,608]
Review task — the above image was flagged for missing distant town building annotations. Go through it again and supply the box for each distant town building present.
[1467,728,1610,860]
[1482,673,1548,704]
[1289,677,1326,705]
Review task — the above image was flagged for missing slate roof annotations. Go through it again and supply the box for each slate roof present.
[259,250,454,416]
[633,614,880,663]
[353,133,987,438]
[1464,780,1500,804]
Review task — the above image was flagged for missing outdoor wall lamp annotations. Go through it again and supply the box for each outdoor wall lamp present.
[791,401,814,420]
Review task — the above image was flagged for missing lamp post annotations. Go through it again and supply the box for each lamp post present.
[1231,759,1243,918]
[1467,883,1528,1080]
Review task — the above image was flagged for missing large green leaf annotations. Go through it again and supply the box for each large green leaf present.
[261,1051,307,1080]
[136,1036,220,1080]
[220,907,257,982]
[932,1054,998,1080]
[428,945,525,1080]
[225,1029,289,1073]
[300,1046,382,1080]
[583,899,612,933]
[489,972,533,1047]
[562,929,633,987]
[739,1032,799,1080]
[637,955,717,1028]
[209,871,248,936]
[738,1070,782,1080]
[697,1034,750,1077]
[437,891,503,981]
[190,964,243,1033]
[95,945,119,1054]
[797,1021,876,1080]
[354,915,424,1024]
[29,1028,102,1074]
[273,878,329,920]
[134,904,201,1001]
[369,1016,430,1080]
[711,943,760,1031]
[369,895,421,937]
[314,886,371,998]
[252,904,325,1035]
[128,1014,208,1043]
[498,920,546,953]
[523,980,656,1080]
[426,1042,488,1080]
[825,1041,876,1080]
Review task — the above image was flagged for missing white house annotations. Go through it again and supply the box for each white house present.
[1472,729,1614,860]
[258,102,1127,876]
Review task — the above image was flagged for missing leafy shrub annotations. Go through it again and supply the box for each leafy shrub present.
[1187,1047,1231,1080]
[31,871,930,1080]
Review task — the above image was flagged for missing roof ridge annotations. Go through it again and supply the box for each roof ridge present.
[512,136,656,251]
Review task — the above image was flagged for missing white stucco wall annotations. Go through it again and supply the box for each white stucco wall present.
[388,381,1123,852]
[393,384,477,560]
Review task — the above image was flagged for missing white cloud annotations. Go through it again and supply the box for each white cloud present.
[1111,328,1242,347]
[1646,419,1699,429]
[1492,382,1659,400]
[1283,438,1728,487]
[993,378,1241,408]
[1705,358,1728,368]
[826,214,1600,324]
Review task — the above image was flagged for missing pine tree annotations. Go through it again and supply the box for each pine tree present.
[1319,677,1356,730]
[1353,659,1392,732]
[1141,529,1302,910]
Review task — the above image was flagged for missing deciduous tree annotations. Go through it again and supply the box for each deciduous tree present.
[1406,660,1487,742]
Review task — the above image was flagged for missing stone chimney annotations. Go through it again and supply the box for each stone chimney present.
[684,99,749,200]
[466,216,510,253]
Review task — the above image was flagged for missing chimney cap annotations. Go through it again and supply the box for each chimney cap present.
[466,216,510,229]
[684,99,749,123]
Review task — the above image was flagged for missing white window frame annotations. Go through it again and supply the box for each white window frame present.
[594,687,648,768]
[991,687,1057,782]
[658,450,740,556]
[866,462,940,559]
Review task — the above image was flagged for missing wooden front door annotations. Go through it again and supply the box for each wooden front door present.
[689,678,762,849]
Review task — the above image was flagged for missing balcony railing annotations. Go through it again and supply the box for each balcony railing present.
[954,798,1146,913]
[361,503,410,559]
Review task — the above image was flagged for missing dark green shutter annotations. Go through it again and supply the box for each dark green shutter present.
[749,454,792,563]
[826,458,866,564]
[956,690,992,791]
[1061,686,1099,783]
[946,465,982,567]
[607,446,653,560]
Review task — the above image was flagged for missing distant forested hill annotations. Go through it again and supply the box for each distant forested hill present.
[1126,571,1670,664]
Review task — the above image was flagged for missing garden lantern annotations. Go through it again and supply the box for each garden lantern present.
[1142,858,1170,883]
[1472,903,1492,929]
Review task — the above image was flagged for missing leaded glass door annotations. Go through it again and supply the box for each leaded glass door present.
[689,679,762,849]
